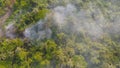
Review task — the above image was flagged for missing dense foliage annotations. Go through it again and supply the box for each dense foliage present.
[0,0,120,68]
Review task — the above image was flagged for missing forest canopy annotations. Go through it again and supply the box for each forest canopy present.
[0,0,120,68]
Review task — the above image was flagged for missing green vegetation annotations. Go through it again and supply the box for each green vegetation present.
[0,0,120,68]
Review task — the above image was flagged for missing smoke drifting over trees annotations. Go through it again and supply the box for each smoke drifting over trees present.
[25,1,120,40]
[0,0,120,68]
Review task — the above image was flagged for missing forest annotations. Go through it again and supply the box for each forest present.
[0,0,120,68]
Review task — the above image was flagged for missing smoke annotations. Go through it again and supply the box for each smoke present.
[51,2,120,39]
[5,23,17,38]
[46,2,120,67]
[24,1,120,40]
[0,28,4,38]
[108,16,120,35]
[1,0,118,68]
[0,22,17,38]
[51,4,105,39]
[24,21,52,40]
